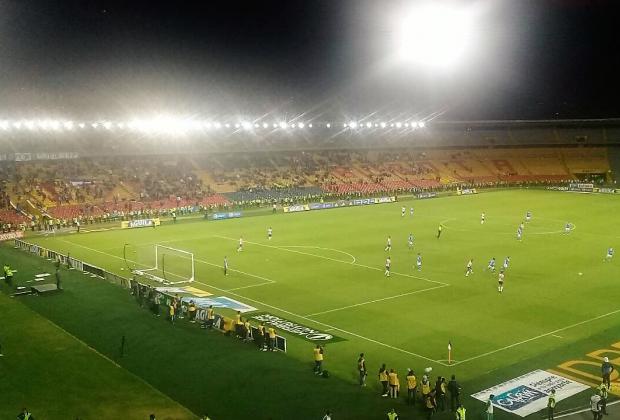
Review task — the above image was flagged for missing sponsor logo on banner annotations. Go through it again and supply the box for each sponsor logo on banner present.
[569,183,594,193]
[457,188,477,195]
[595,187,616,194]
[546,186,569,191]
[211,211,242,220]
[187,296,257,313]
[0,231,24,242]
[416,192,437,199]
[283,204,309,213]
[472,370,588,417]
[251,313,344,342]
[121,218,161,229]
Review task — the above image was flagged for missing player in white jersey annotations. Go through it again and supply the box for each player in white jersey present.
[526,211,532,222]
[237,237,244,252]
[516,226,523,241]
[408,233,414,250]
[498,270,505,293]
[385,257,391,277]
[465,259,474,276]
[416,253,422,271]
[401,206,406,217]
[385,236,392,252]
[267,227,273,240]
[487,257,496,272]
[606,247,614,261]
[519,221,525,231]
[481,212,486,225]
[410,207,414,216]
[503,256,510,270]
[223,256,229,276]
[564,222,571,234]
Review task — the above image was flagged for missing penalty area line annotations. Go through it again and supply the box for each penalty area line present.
[451,307,620,366]
[53,239,446,367]
[306,284,449,317]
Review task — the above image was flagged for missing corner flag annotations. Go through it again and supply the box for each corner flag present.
[448,341,453,365]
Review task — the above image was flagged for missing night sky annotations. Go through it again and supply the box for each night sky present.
[0,0,619,120]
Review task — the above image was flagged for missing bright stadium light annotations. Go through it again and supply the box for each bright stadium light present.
[411,121,419,128]
[419,121,426,128]
[214,122,221,129]
[279,121,288,129]
[117,122,125,129]
[405,123,410,127]
[396,3,475,69]
[103,121,112,130]
[0,121,8,130]
[308,123,313,128]
[348,121,358,129]
[396,122,402,128]
[380,122,387,128]
[241,121,252,130]
[91,122,99,129]
[366,122,372,128]
[13,121,22,129]
[63,121,74,130]
[262,123,269,128]
[298,122,305,129]
[25,120,36,130]
[326,123,331,128]
[254,123,259,128]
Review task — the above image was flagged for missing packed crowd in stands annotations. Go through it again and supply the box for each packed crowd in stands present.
[0,146,609,231]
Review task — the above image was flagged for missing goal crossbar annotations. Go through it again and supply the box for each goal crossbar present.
[133,244,195,285]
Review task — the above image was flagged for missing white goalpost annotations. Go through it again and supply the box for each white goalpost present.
[131,244,195,285]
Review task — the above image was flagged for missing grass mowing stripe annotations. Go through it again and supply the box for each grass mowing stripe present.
[54,237,448,366]
[305,284,449,316]
[453,307,620,366]
[213,234,449,286]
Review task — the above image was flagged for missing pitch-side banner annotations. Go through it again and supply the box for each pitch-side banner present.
[471,369,588,417]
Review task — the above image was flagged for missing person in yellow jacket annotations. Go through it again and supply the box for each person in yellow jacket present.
[268,327,276,351]
[406,369,418,406]
[599,382,609,415]
[388,369,400,399]
[456,403,466,420]
[387,408,399,420]
[421,374,432,403]
[379,364,389,397]
[313,345,324,374]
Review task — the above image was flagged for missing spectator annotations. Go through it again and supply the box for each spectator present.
[188,300,196,323]
[357,353,367,387]
[436,376,447,411]
[387,408,399,420]
[455,403,466,420]
[55,268,61,290]
[425,390,437,420]
[268,326,276,351]
[149,415,156,420]
[322,410,332,420]
[486,394,494,420]
[598,383,609,415]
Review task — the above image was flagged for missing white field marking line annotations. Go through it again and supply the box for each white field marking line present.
[552,400,620,419]
[226,281,275,291]
[213,235,448,287]
[57,239,276,288]
[278,245,356,264]
[451,307,620,366]
[52,239,447,366]
[306,284,449,317]
[551,334,563,339]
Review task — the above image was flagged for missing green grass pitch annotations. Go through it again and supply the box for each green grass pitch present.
[10,189,620,418]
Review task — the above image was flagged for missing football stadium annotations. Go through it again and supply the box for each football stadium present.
[1,2,619,420]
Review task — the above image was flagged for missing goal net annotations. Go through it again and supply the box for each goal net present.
[124,243,195,285]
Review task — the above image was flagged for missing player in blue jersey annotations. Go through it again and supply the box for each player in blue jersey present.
[385,236,392,252]
[408,233,414,250]
[526,211,532,222]
[606,247,614,261]
[503,256,510,270]
[487,257,496,272]
[416,253,422,271]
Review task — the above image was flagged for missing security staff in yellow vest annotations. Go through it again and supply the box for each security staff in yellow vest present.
[456,404,466,420]
[599,383,609,415]
[206,305,215,329]
[313,345,324,374]
[547,389,556,420]
[17,408,34,420]
[387,408,399,420]
[388,369,400,399]
[406,369,417,406]
[379,364,389,397]
[268,327,276,351]
[422,374,432,402]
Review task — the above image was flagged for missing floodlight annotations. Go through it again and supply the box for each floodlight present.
[366,122,372,128]
[279,122,288,129]
[298,122,305,128]
[380,122,387,128]
[64,121,74,130]
[13,121,21,129]
[419,121,426,128]
[117,123,125,129]
[262,123,269,128]
[0,121,8,130]
[405,123,410,127]
[308,123,313,128]
[103,121,112,130]
[396,122,402,128]
[50,120,60,130]
[326,123,331,128]
[349,121,358,129]
[411,121,419,128]
[241,121,252,130]
[92,123,99,128]
[291,123,297,128]
[272,123,278,128]
[224,123,230,128]
[254,123,259,128]
[214,122,222,128]
[78,123,86,129]
[396,3,475,68]
[25,120,36,130]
